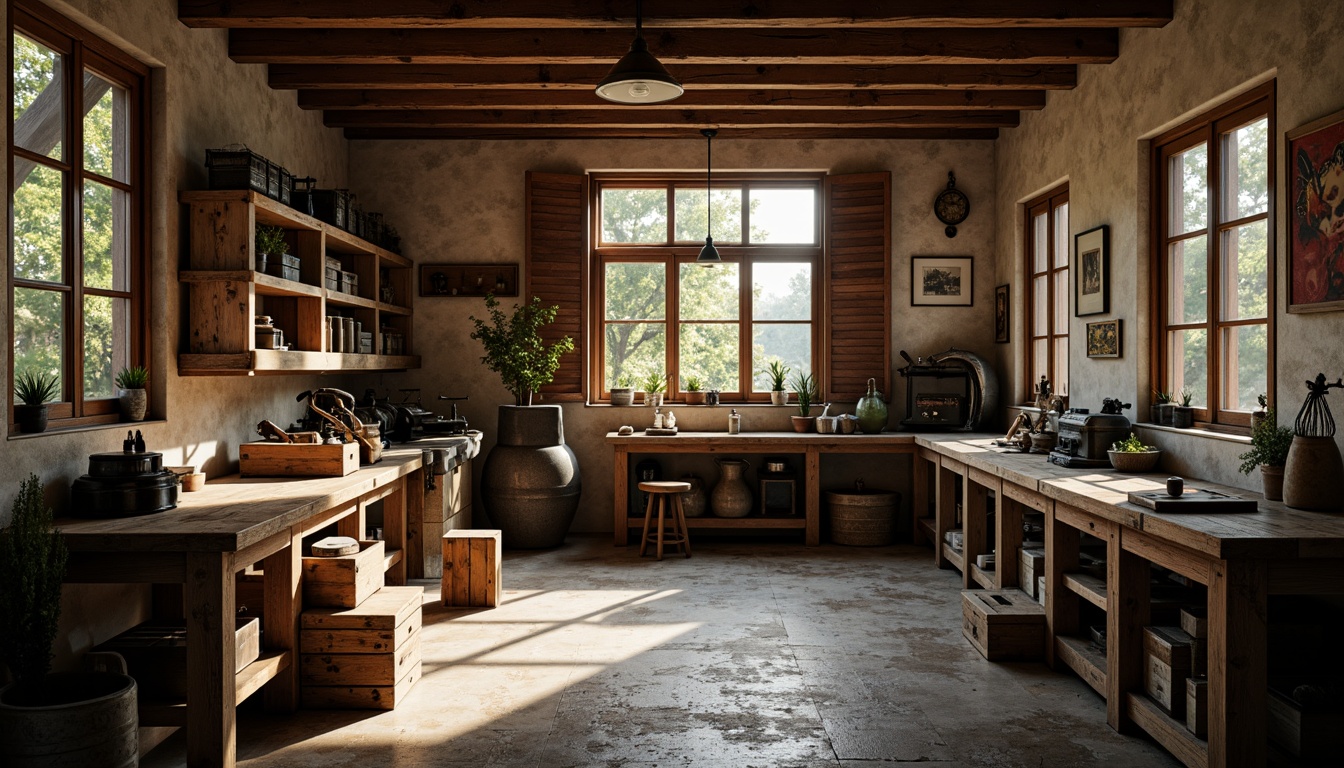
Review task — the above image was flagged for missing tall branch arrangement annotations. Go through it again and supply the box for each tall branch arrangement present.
[470,295,575,406]
[0,474,67,690]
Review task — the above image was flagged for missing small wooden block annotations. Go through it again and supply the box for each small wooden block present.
[961,590,1046,661]
[1019,547,1045,599]
[312,536,360,557]
[1144,626,1194,716]
[441,529,502,608]
[1185,677,1208,738]
[302,540,385,609]
[1179,606,1207,639]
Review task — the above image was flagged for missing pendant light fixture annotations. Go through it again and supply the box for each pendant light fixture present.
[596,0,683,104]
[697,128,721,265]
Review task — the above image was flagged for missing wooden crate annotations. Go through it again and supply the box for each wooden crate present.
[94,618,259,698]
[301,632,421,686]
[441,529,502,608]
[240,441,358,477]
[1144,626,1194,717]
[1268,681,1344,760]
[1185,676,1208,738]
[300,661,420,710]
[300,586,424,710]
[961,590,1046,661]
[1019,547,1045,599]
[300,586,423,654]
[302,539,384,609]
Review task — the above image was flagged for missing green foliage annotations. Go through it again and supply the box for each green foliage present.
[14,369,58,405]
[0,474,68,688]
[255,224,289,256]
[766,359,790,391]
[790,371,817,416]
[1176,388,1193,407]
[469,295,575,406]
[614,374,632,388]
[640,371,667,394]
[684,374,704,392]
[114,365,148,390]
[1110,433,1155,453]
[1239,408,1294,473]
[1152,390,1173,404]
[1256,393,1268,409]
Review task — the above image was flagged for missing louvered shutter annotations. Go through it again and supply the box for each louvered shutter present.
[824,172,892,402]
[525,171,587,401]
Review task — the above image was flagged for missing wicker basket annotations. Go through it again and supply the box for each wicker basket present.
[1107,449,1161,473]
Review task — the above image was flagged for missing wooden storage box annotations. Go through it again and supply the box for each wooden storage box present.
[1268,680,1344,760]
[1186,676,1207,738]
[441,529,502,608]
[340,270,359,296]
[1144,626,1194,717]
[303,539,385,609]
[1020,547,1045,599]
[94,618,259,698]
[961,590,1046,661]
[240,441,358,477]
[300,586,423,710]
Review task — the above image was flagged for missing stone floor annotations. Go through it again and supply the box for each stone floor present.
[143,535,1180,767]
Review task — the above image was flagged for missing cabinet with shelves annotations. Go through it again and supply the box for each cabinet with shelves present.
[178,190,419,375]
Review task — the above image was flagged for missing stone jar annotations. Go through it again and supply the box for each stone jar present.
[679,474,707,517]
[711,459,752,518]
[856,377,888,434]
[481,405,582,548]
[119,388,148,422]
[1282,435,1344,512]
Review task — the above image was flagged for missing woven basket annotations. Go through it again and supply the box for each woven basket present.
[1107,449,1161,473]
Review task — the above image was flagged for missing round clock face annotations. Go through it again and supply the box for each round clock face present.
[934,188,970,226]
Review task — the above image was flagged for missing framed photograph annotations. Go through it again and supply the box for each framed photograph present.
[994,284,1010,343]
[1074,225,1109,316]
[419,263,519,297]
[912,256,973,306]
[1085,318,1122,358]
[1287,106,1344,313]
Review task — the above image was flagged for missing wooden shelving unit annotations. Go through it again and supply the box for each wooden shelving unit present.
[178,190,420,376]
[1063,572,1108,611]
[1055,634,1108,698]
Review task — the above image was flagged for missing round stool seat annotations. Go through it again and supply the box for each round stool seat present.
[638,480,691,494]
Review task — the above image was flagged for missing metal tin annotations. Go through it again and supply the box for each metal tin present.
[87,451,163,477]
[71,471,179,518]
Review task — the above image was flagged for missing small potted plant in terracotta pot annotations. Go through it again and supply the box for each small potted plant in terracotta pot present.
[1108,433,1162,473]
[683,374,707,405]
[790,371,817,432]
[766,359,790,407]
[1238,407,1292,501]
[114,365,149,422]
[1171,388,1195,429]
[610,374,635,407]
[13,370,58,434]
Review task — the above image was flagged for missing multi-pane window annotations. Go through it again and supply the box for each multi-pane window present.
[593,174,821,401]
[1154,83,1274,428]
[1025,186,1070,399]
[10,0,148,428]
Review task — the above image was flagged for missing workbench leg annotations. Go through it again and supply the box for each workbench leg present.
[912,454,930,547]
[934,462,955,569]
[406,469,426,579]
[1207,559,1267,768]
[186,551,237,768]
[614,448,629,546]
[963,481,988,589]
[1044,503,1078,670]
[805,448,820,546]
[383,480,407,586]
[1108,533,1149,733]
[263,530,301,712]
[996,496,1024,590]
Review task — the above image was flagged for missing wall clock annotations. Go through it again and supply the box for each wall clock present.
[934,171,969,238]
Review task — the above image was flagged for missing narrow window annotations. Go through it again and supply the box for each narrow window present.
[1024,185,1070,399]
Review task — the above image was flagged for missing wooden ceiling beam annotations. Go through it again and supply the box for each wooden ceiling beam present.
[270,63,1078,91]
[321,108,1021,129]
[341,126,1002,141]
[181,0,1173,29]
[230,28,1118,66]
[298,88,1048,111]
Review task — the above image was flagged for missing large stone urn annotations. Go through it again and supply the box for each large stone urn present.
[0,670,139,767]
[1282,436,1344,512]
[481,405,581,548]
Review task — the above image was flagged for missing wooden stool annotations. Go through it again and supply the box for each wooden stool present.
[638,481,692,560]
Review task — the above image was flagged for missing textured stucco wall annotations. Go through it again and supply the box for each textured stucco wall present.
[994,0,1344,492]
[348,139,997,533]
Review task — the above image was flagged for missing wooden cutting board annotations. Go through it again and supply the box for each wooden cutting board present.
[1126,489,1259,513]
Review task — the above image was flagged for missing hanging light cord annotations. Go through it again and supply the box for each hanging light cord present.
[635,0,644,39]
[705,130,713,235]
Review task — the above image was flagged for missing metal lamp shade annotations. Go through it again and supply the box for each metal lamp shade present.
[596,37,683,104]
[697,237,721,264]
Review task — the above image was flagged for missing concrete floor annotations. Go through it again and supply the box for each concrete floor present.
[144,535,1180,767]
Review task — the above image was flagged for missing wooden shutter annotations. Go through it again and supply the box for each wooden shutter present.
[525,171,587,401]
[824,172,891,402]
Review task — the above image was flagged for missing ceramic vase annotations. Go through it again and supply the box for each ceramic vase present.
[1259,464,1284,502]
[481,405,582,548]
[770,390,789,406]
[680,474,707,517]
[119,388,148,422]
[1282,436,1344,512]
[610,388,635,407]
[14,404,48,434]
[711,459,752,518]
[856,377,888,433]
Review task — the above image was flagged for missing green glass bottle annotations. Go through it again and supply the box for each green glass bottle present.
[856,377,888,434]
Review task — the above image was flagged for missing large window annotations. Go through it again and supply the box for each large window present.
[1024,185,1070,400]
[592,174,822,401]
[1153,83,1274,429]
[9,1,148,429]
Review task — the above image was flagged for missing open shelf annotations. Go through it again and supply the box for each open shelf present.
[384,547,404,572]
[970,563,996,590]
[138,649,291,728]
[942,543,965,572]
[1063,572,1108,610]
[628,517,806,529]
[916,517,936,543]
[1126,692,1209,768]
[326,291,380,310]
[1055,635,1108,698]
[178,351,421,375]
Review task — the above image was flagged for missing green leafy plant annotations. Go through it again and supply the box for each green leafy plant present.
[1239,408,1294,473]
[469,295,575,406]
[1176,388,1193,407]
[0,474,68,690]
[15,370,58,406]
[790,371,817,416]
[114,365,148,390]
[641,371,667,394]
[1152,389,1173,405]
[684,374,704,392]
[1256,393,1268,409]
[766,359,791,392]
[614,374,632,388]
[1110,433,1155,453]
[254,224,289,256]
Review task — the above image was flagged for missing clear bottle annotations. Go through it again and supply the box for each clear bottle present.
[653,408,664,429]
[728,408,741,434]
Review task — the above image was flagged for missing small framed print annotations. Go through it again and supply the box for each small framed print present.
[1074,225,1109,317]
[994,284,1010,343]
[1086,318,1122,358]
[912,256,973,307]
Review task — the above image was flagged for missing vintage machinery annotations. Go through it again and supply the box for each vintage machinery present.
[71,449,179,518]
[424,395,470,435]
[897,348,999,431]
[391,389,436,442]
[296,388,382,464]
[1048,398,1133,468]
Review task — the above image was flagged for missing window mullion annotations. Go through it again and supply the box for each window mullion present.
[69,37,87,413]
[666,256,677,393]
[1206,125,1222,417]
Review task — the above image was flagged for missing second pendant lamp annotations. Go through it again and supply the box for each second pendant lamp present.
[697,128,721,265]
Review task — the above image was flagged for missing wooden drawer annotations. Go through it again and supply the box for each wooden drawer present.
[961,590,1045,661]
[302,540,384,609]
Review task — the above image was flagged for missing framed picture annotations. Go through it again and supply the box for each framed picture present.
[419,263,519,297]
[912,256,973,306]
[1074,225,1109,316]
[1287,106,1344,313]
[994,284,1010,343]
[1085,318,1122,358]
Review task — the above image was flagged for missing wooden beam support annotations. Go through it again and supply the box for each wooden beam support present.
[323,107,1019,129]
[341,126,1001,141]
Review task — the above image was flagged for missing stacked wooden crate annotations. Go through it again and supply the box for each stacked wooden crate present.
[408,459,473,578]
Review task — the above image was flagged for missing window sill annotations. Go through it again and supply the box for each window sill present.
[1134,422,1251,445]
[586,402,800,408]
[8,418,166,441]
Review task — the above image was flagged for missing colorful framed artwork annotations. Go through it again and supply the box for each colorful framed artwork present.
[994,284,1010,343]
[1086,318,1122,358]
[1287,106,1344,313]
[418,263,519,297]
[1074,225,1109,316]
[912,256,973,306]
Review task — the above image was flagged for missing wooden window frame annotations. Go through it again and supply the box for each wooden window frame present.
[8,0,151,431]
[589,172,824,404]
[1023,184,1069,402]
[1150,81,1275,431]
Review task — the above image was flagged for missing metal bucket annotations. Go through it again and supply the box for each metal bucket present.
[826,488,901,546]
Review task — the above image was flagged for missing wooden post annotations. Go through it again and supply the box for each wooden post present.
[613,446,629,546]
[1044,502,1079,669]
[382,480,407,586]
[262,529,301,712]
[963,477,988,589]
[805,448,821,546]
[934,458,956,569]
[1109,528,1149,733]
[185,551,237,768]
[1207,558,1267,768]
[996,495,1025,590]
[912,451,930,547]
[405,469,426,579]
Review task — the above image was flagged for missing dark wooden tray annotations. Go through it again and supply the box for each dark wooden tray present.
[1126,489,1259,513]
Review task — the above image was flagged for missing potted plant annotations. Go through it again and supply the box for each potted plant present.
[114,365,148,423]
[790,371,817,433]
[1238,407,1293,501]
[470,295,581,549]
[1172,388,1194,429]
[14,370,58,434]
[683,374,707,405]
[254,224,288,274]
[1107,433,1162,473]
[766,359,790,406]
[610,374,635,407]
[640,371,667,407]
[1151,389,1173,425]
[1250,393,1269,432]
[0,474,139,765]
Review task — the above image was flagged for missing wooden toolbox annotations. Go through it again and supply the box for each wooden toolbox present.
[1267,678,1344,760]
[961,590,1046,661]
[95,618,259,698]
[1144,625,1194,716]
[300,586,424,710]
[441,529,502,608]
[303,539,385,609]
[240,441,359,477]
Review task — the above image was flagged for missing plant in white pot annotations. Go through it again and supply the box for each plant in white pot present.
[640,371,667,407]
[13,370,58,434]
[0,474,139,766]
[610,373,635,407]
[790,371,817,432]
[470,295,581,548]
[1237,407,1292,501]
[766,359,790,406]
[114,365,148,422]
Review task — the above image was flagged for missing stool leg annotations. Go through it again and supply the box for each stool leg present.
[639,490,656,557]
[656,494,667,561]
[674,493,692,558]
